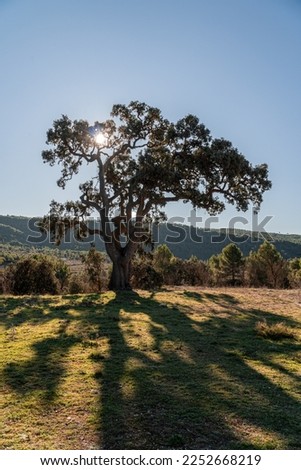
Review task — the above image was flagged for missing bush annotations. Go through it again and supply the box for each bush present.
[255,321,296,340]
[68,275,86,294]
[165,256,185,285]
[153,244,173,281]
[131,260,163,290]
[1,265,15,293]
[81,248,104,293]
[288,258,301,288]
[182,256,210,286]
[9,255,59,295]
[55,260,71,291]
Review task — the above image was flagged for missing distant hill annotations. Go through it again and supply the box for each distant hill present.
[0,214,301,260]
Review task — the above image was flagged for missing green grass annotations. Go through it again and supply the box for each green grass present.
[0,287,300,450]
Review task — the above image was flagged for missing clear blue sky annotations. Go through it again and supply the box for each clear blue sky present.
[0,0,300,234]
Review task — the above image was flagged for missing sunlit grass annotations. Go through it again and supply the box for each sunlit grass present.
[255,320,297,340]
[0,288,300,449]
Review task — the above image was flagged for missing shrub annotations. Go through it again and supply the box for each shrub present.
[68,273,91,294]
[131,260,163,290]
[288,258,301,288]
[81,247,104,293]
[55,260,71,291]
[10,255,59,295]
[255,321,296,340]
[153,244,173,278]
[182,256,210,286]
[1,265,15,293]
[165,256,186,285]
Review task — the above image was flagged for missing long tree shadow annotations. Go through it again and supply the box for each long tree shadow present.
[4,335,79,401]
[1,290,300,449]
[94,291,301,449]
[3,316,80,402]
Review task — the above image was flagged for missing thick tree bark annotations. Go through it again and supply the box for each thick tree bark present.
[108,257,132,291]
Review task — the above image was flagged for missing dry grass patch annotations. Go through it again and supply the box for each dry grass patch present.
[255,321,297,341]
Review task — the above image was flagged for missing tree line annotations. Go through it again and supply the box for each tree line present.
[1,241,301,295]
[131,241,301,290]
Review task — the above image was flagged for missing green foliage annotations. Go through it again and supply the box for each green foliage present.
[55,259,71,291]
[208,254,222,285]
[209,244,244,286]
[0,271,4,294]
[68,273,90,294]
[131,258,163,290]
[81,247,105,293]
[254,241,288,288]
[153,244,173,274]
[1,240,297,292]
[244,251,266,287]
[182,256,210,286]
[288,258,301,287]
[132,251,209,287]
[219,244,244,285]
[165,256,186,285]
[153,244,174,283]
[9,255,59,295]
[244,243,289,288]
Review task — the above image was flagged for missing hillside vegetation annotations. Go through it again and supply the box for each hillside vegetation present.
[1,288,300,450]
[1,215,301,260]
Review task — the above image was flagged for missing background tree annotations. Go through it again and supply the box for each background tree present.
[245,241,288,288]
[244,250,266,287]
[42,101,271,290]
[219,243,244,285]
[208,254,223,285]
[257,241,288,288]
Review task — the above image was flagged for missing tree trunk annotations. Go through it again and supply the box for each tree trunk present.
[108,257,132,291]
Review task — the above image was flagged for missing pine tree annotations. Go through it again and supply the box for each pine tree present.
[219,243,244,285]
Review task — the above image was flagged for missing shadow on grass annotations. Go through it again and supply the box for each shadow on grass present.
[1,290,300,449]
[2,311,80,402]
[5,335,80,401]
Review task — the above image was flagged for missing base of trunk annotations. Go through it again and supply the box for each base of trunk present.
[108,259,132,291]
[108,280,132,291]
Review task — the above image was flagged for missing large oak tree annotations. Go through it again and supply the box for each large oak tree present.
[42,101,271,290]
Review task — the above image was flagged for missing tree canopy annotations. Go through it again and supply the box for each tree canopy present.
[42,101,271,290]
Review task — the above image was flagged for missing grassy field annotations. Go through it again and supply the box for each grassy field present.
[0,287,300,450]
